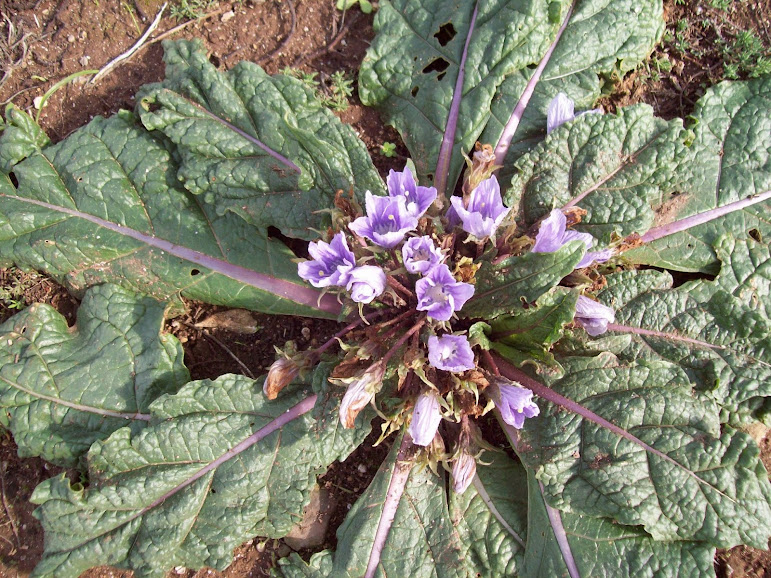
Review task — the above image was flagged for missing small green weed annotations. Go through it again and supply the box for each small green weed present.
[169,0,220,20]
[0,268,41,311]
[380,142,397,157]
[722,30,771,79]
[336,0,374,14]
[282,68,354,112]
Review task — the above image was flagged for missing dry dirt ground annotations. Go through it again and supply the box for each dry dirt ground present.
[0,0,770,576]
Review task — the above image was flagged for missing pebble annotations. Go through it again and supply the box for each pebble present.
[79,55,90,67]
[67,34,75,43]
[221,10,235,22]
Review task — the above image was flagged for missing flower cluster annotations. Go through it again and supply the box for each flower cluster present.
[278,117,616,494]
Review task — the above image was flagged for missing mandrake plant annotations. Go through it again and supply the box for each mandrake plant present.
[1,0,771,576]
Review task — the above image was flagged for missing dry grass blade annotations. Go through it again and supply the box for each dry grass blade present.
[0,14,37,93]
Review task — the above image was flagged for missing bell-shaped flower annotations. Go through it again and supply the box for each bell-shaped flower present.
[346,265,386,304]
[263,357,300,400]
[387,166,437,219]
[409,391,443,446]
[449,175,510,239]
[428,334,475,373]
[402,236,443,274]
[349,191,418,248]
[574,295,615,336]
[339,363,384,429]
[298,232,356,287]
[493,381,540,429]
[415,264,475,321]
[532,209,613,268]
[452,449,477,494]
[547,92,603,134]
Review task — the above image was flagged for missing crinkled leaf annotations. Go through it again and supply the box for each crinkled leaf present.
[359,0,559,189]
[522,466,716,578]
[0,284,188,468]
[0,112,338,318]
[482,0,664,172]
[599,270,771,425]
[509,105,688,240]
[31,368,370,578]
[137,40,384,239]
[279,433,529,577]
[0,104,50,172]
[625,76,771,272]
[518,357,771,547]
[463,241,584,319]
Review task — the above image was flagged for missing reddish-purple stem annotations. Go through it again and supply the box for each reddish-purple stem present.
[640,190,771,243]
[364,434,416,578]
[493,0,577,167]
[4,194,343,316]
[607,323,724,350]
[434,1,479,202]
[491,352,734,501]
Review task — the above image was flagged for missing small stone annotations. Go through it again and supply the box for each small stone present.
[67,34,75,43]
[301,327,311,340]
[79,55,90,67]
[78,30,87,40]
[221,10,235,22]
[33,95,44,110]
[357,464,367,473]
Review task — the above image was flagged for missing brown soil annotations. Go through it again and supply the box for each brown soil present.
[0,0,770,576]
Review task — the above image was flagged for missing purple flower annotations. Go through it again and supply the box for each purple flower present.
[547,92,603,134]
[532,209,613,268]
[449,176,510,239]
[349,191,418,248]
[402,236,443,274]
[409,391,443,446]
[452,450,477,494]
[387,166,437,219]
[346,265,387,304]
[574,295,615,336]
[297,232,356,288]
[428,335,475,373]
[415,264,475,321]
[493,382,540,429]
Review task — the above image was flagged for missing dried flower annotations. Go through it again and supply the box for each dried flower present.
[462,143,500,197]
[452,449,477,494]
[402,236,443,274]
[263,357,300,400]
[409,390,443,446]
[547,92,603,134]
[449,175,510,239]
[387,166,437,219]
[493,381,540,429]
[339,363,385,429]
[349,191,418,248]
[297,232,356,287]
[346,265,387,304]
[532,209,614,268]
[415,264,475,321]
[574,295,615,336]
[427,334,475,373]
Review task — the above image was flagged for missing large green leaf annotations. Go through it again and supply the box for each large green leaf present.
[518,356,771,547]
[31,368,371,577]
[137,40,384,239]
[625,76,771,272]
[278,436,528,577]
[599,269,771,425]
[0,103,50,172]
[509,105,688,240]
[0,284,188,468]
[463,241,584,319]
[359,0,559,190]
[481,0,664,173]
[0,111,338,317]
[522,467,716,578]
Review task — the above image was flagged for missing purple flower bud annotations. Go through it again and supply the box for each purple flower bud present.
[415,264,475,321]
[349,191,418,248]
[493,381,540,429]
[427,334,475,373]
[452,450,477,494]
[339,363,384,429]
[297,232,356,288]
[263,357,300,400]
[532,209,613,268]
[346,265,387,304]
[409,391,443,446]
[449,176,510,239]
[387,166,437,219]
[574,295,615,336]
[402,236,443,274]
[547,92,603,134]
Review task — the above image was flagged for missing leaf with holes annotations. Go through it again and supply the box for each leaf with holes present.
[0,284,188,468]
